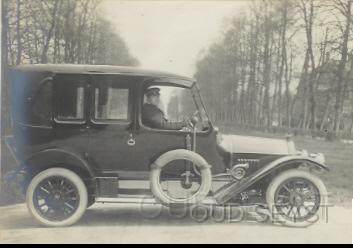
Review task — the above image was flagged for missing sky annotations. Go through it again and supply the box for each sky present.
[102,0,247,78]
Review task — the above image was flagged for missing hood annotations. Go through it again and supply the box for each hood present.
[218,134,296,155]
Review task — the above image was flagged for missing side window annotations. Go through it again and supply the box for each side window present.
[31,80,53,126]
[55,76,86,123]
[92,79,130,122]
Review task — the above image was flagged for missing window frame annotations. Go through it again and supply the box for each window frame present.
[90,76,133,125]
[53,74,88,125]
[29,77,54,128]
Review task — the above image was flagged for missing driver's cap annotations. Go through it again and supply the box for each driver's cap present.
[146,86,160,97]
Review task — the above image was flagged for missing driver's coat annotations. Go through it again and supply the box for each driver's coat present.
[142,103,185,130]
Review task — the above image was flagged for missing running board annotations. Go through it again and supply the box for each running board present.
[95,196,218,206]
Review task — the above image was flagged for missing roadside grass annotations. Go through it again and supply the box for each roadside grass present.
[220,126,353,207]
[293,137,353,207]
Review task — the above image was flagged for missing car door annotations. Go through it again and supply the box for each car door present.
[52,74,90,157]
[132,85,197,170]
[132,84,226,176]
[87,75,136,174]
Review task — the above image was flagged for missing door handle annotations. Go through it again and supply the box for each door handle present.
[127,134,136,146]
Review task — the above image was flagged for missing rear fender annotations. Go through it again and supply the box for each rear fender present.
[20,148,95,190]
[214,155,329,204]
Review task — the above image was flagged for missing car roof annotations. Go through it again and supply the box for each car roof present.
[12,64,195,88]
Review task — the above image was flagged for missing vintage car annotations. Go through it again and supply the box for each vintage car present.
[6,64,329,227]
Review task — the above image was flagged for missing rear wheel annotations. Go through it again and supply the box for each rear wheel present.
[266,169,328,228]
[26,168,88,227]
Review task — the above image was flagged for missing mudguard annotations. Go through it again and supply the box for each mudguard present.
[214,155,329,205]
[21,148,95,182]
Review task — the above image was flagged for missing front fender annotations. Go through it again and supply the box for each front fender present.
[214,155,329,204]
[249,155,329,179]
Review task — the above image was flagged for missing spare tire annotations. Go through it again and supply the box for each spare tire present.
[150,149,212,206]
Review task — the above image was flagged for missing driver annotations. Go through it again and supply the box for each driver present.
[142,86,188,130]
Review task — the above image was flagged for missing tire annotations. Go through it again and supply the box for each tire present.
[26,168,88,227]
[150,149,212,206]
[266,169,328,228]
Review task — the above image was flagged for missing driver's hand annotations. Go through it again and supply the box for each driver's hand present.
[180,126,190,132]
[184,117,194,128]
[180,118,191,131]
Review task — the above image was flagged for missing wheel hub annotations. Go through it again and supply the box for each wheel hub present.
[54,193,61,200]
[289,192,304,206]
[294,195,303,206]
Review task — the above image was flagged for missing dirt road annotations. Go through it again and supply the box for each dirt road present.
[0,203,351,244]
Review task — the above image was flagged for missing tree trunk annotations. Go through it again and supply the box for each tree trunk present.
[333,0,352,132]
[15,0,22,65]
[305,0,317,131]
[320,95,331,131]
[2,0,10,179]
[41,0,59,63]
[263,7,272,129]
[298,51,310,129]
[25,15,33,64]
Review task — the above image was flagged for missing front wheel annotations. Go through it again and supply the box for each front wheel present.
[266,169,328,228]
[26,168,88,227]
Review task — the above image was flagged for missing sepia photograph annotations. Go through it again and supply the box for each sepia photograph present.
[0,0,352,244]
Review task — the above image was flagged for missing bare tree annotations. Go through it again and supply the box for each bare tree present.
[332,0,352,132]
[4,0,138,66]
[194,0,353,138]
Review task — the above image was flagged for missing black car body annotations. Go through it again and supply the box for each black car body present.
[6,64,329,227]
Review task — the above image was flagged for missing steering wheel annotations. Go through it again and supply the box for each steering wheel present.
[192,110,200,119]
[182,111,204,131]
[186,111,198,128]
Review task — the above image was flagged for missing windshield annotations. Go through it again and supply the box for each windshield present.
[144,85,211,131]
[191,85,211,126]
